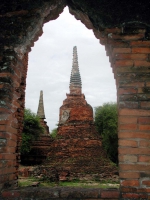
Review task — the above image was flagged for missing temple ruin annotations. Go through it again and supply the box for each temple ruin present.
[40,46,118,181]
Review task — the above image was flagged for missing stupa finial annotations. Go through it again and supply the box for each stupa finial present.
[70,46,82,94]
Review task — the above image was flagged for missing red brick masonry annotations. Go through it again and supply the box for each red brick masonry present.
[1,187,120,200]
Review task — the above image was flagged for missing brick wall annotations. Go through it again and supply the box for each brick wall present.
[21,135,53,165]
[0,50,28,189]
[93,26,150,199]
[0,187,119,200]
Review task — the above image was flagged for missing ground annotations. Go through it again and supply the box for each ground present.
[18,176,119,189]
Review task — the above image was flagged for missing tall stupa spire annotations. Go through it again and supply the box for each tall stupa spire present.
[70,46,82,94]
[37,90,45,119]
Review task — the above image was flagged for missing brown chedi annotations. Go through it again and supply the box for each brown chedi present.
[21,91,51,165]
[37,90,50,135]
[42,46,118,181]
[27,90,51,164]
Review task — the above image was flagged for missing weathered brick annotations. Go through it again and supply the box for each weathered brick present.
[120,155,137,163]
[101,190,119,198]
[132,47,150,53]
[0,72,12,78]
[6,139,17,147]
[123,33,145,40]
[138,87,150,93]
[115,53,147,60]
[8,167,17,174]
[119,108,150,116]
[0,119,8,125]
[119,116,137,124]
[139,140,150,147]
[118,88,137,95]
[142,180,150,186]
[130,41,150,46]
[0,138,7,146]
[146,82,150,86]
[119,81,144,87]
[119,147,150,155]
[120,187,137,193]
[2,154,16,160]
[1,147,16,154]
[105,27,122,34]
[111,33,145,41]
[0,167,16,175]
[2,191,20,198]
[11,120,18,129]
[139,155,150,162]
[139,124,150,131]
[120,164,150,171]
[141,101,150,108]
[0,132,17,141]
[119,172,140,179]
[6,126,17,134]
[119,94,150,101]
[116,72,150,80]
[113,48,131,55]
[108,40,129,47]
[139,85,150,94]
[138,117,150,124]
[119,139,138,147]
[134,60,150,66]
[119,131,150,139]
[0,160,15,168]
[119,101,139,109]
[121,180,139,187]
[121,187,150,193]
[137,188,150,193]
[122,193,148,199]
[114,60,133,67]
[99,37,107,45]
[0,125,6,132]
[116,65,150,73]
[12,100,20,108]
[119,124,137,130]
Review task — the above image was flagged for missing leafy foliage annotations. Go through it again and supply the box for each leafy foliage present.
[50,128,57,138]
[94,102,118,164]
[21,109,44,155]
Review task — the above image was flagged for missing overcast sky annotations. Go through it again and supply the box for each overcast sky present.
[25,7,117,132]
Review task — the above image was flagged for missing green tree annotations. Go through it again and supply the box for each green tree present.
[50,128,57,138]
[94,102,118,164]
[21,108,44,154]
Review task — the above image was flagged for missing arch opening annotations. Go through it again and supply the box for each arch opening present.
[26,7,117,131]
[21,6,118,182]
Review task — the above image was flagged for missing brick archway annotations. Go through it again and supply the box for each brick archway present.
[0,1,150,199]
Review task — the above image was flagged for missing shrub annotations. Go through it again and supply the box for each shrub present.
[21,108,44,154]
[94,102,118,164]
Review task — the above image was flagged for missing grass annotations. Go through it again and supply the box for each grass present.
[18,177,56,187]
[59,180,119,189]
[18,177,119,189]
